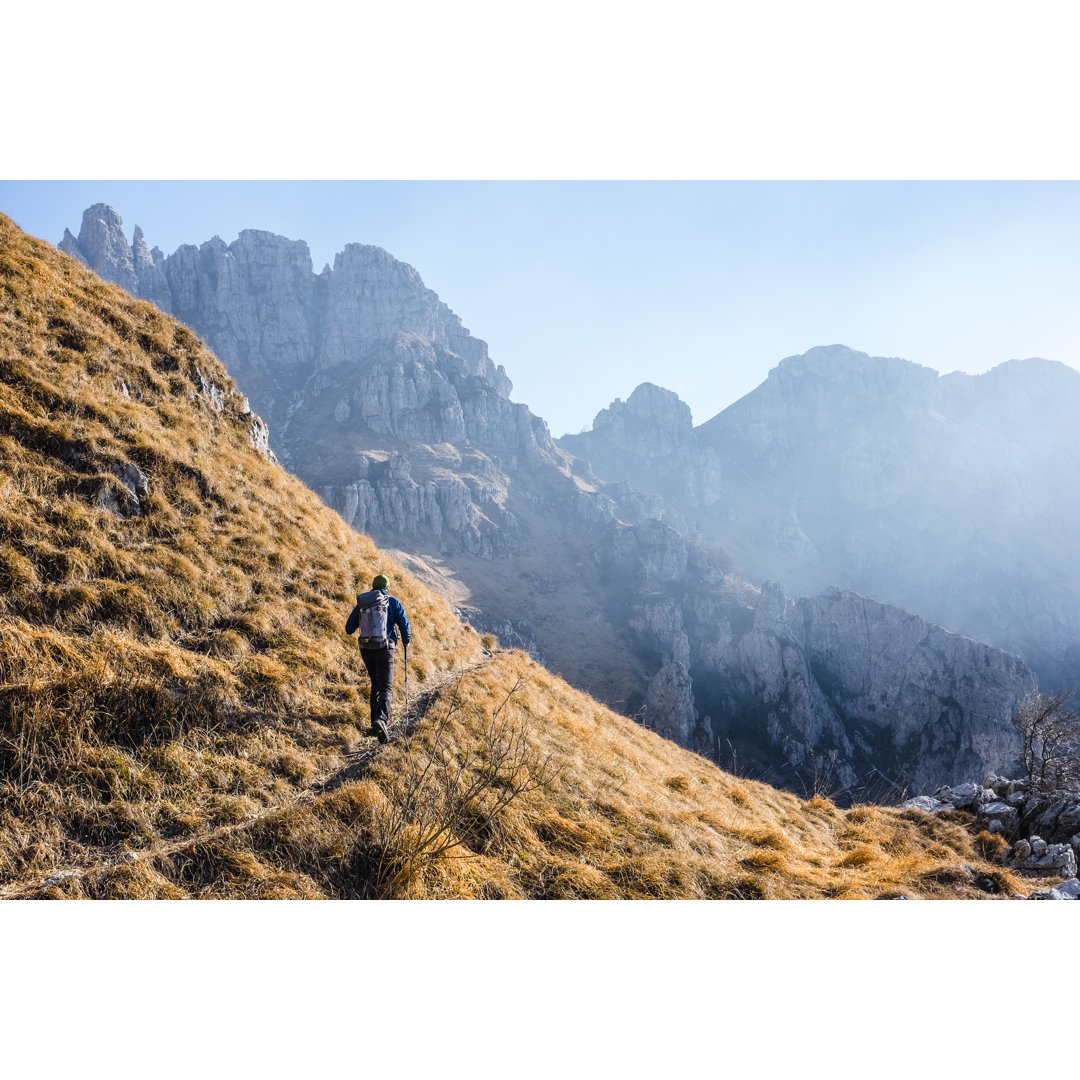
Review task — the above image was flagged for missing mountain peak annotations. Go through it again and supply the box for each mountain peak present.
[585,382,694,455]
[624,382,694,426]
[81,202,125,229]
[985,356,1078,381]
[773,344,936,380]
[70,203,136,292]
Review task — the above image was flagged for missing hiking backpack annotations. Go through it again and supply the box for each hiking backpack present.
[357,592,391,649]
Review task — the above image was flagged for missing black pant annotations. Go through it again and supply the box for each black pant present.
[360,645,395,727]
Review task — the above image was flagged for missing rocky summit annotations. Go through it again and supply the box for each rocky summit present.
[53,208,1042,800]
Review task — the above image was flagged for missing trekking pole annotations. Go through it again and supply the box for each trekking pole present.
[403,641,409,718]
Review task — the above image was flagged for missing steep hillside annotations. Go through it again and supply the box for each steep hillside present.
[0,212,1040,898]
[57,204,660,712]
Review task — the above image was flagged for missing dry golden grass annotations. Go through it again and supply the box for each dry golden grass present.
[10,650,1035,900]
[0,213,1044,899]
[0,212,481,893]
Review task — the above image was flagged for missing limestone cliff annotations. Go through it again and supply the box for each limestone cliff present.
[604,519,1033,798]
[60,205,172,314]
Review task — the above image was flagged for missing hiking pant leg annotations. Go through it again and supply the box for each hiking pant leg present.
[360,647,381,726]
[361,646,394,726]
[374,646,395,724]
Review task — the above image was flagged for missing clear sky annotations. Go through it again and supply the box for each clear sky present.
[3,180,1078,438]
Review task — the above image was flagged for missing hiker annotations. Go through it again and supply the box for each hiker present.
[346,573,411,744]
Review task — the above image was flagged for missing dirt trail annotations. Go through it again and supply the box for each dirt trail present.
[0,655,495,900]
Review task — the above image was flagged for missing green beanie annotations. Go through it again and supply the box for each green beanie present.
[372,574,389,590]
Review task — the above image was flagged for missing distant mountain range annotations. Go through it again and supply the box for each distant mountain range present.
[561,344,1080,691]
[53,203,1065,800]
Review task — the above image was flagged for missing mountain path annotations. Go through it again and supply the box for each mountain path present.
[0,655,495,900]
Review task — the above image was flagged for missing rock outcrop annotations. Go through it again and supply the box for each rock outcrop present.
[694,582,1031,797]
[600,514,1034,797]
[903,775,1080,893]
[561,382,723,512]
[59,205,172,313]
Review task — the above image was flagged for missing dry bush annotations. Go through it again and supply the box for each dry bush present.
[974,829,1009,863]
[369,679,560,898]
[1015,690,1080,795]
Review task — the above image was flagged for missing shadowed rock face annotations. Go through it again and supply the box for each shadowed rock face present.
[608,535,1034,799]
[57,212,1039,800]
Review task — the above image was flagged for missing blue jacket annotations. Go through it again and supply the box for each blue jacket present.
[346,589,411,646]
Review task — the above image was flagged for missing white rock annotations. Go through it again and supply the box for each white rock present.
[1008,837,1077,878]
[976,801,1019,833]
[1052,877,1080,899]
[945,782,980,809]
[42,872,79,887]
[901,796,949,813]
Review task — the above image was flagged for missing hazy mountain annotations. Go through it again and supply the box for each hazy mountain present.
[562,344,1080,692]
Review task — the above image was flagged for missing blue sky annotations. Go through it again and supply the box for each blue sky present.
[3,180,1079,437]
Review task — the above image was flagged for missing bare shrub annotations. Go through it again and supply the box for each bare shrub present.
[371,679,560,897]
[1015,690,1080,795]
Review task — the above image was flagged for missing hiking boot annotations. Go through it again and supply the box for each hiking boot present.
[374,719,389,744]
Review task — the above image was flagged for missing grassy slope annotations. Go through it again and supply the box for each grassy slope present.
[0,213,1035,899]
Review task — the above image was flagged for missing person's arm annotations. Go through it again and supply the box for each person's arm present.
[345,599,360,635]
[392,598,411,644]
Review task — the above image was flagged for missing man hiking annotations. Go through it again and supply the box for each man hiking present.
[346,573,412,743]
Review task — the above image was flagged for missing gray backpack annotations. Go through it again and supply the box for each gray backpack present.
[357,592,390,649]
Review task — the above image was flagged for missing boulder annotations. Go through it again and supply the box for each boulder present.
[97,462,149,518]
[1021,794,1080,843]
[901,796,949,813]
[976,800,1019,834]
[1030,877,1080,900]
[934,782,981,809]
[984,773,1013,797]
[113,461,150,502]
[1006,835,1078,877]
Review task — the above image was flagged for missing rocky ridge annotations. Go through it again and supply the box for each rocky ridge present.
[54,208,1039,799]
